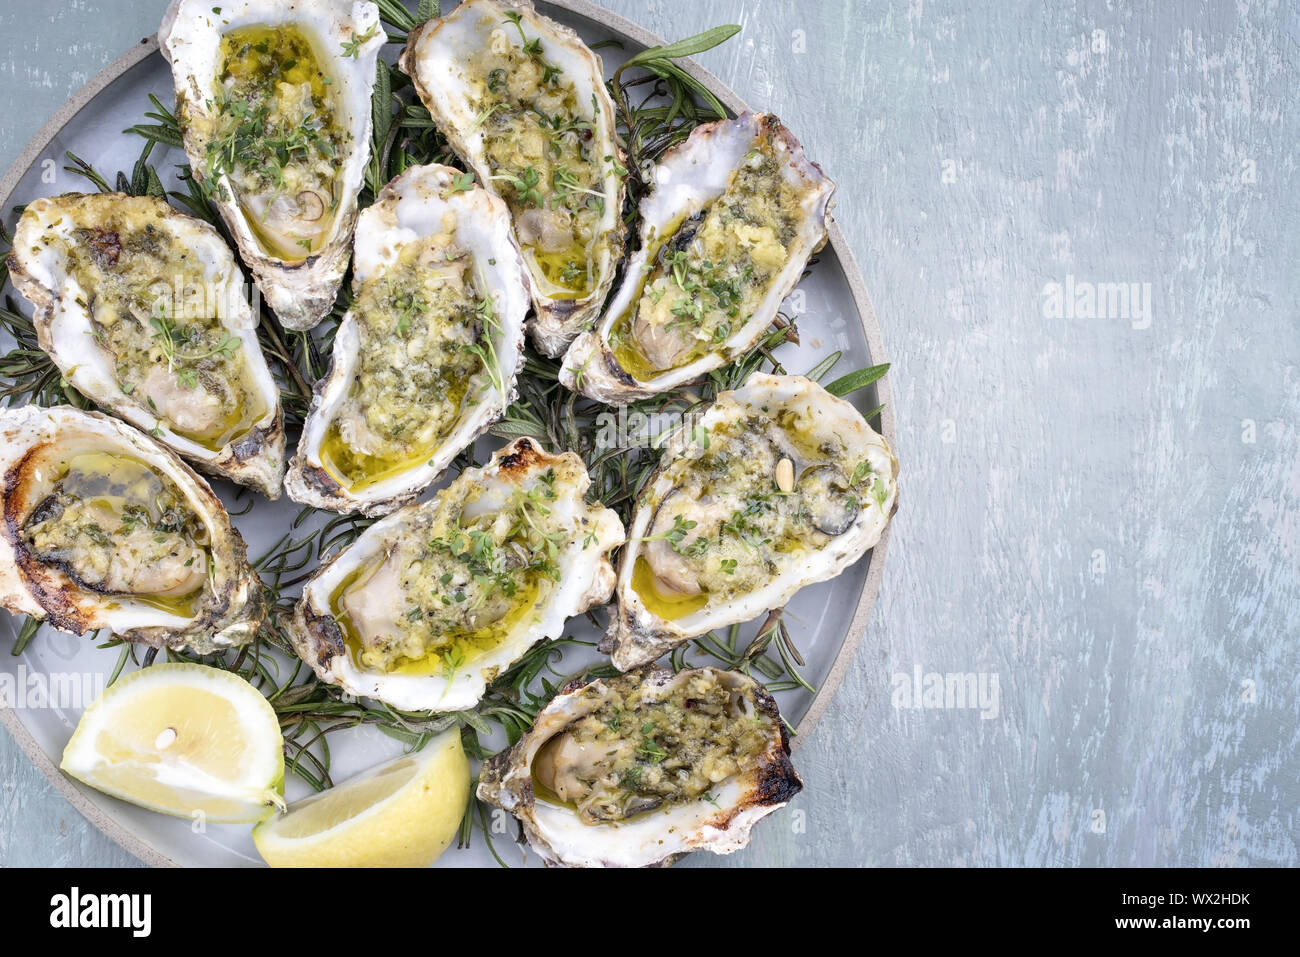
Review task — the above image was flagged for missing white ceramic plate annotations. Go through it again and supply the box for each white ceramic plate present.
[0,0,894,867]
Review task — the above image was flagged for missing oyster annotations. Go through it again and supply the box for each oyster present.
[290,437,624,711]
[284,164,530,516]
[7,192,285,497]
[0,406,263,653]
[604,372,898,671]
[159,0,385,330]
[478,667,801,867]
[401,0,625,356]
[560,113,835,402]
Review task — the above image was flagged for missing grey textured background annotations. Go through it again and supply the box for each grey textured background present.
[2,0,1297,867]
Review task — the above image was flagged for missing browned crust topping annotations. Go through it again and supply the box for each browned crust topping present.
[496,436,544,474]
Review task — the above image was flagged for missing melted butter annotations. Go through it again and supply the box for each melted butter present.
[612,332,666,383]
[317,364,473,490]
[608,219,686,381]
[318,401,467,493]
[35,452,209,615]
[525,247,592,300]
[630,556,709,621]
[328,563,545,676]
[55,451,154,496]
[217,24,340,260]
[220,24,333,100]
[318,426,443,492]
[171,364,268,452]
[128,589,205,618]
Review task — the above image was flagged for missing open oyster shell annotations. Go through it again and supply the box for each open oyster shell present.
[284,164,530,517]
[7,192,285,498]
[478,666,801,867]
[0,406,263,653]
[401,0,626,356]
[160,0,385,330]
[289,437,624,711]
[603,372,898,671]
[560,113,834,402]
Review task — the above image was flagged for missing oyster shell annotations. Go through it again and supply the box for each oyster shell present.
[284,164,530,516]
[159,0,385,330]
[560,113,834,402]
[478,666,801,867]
[0,406,263,653]
[401,0,625,356]
[604,372,897,671]
[289,437,624,711]
[7,192,285,498]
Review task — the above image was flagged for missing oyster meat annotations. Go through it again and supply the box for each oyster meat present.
[604,372,898,671]
[7,192,285,497]
[401,0,625,356]
[478,666,802,867]
[285,164,530,516]
[0,406,263,653]
[290,437,624,711]
[561,112,835,402]
[160,0,385,330]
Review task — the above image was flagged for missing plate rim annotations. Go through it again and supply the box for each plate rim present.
[0,0,895,868]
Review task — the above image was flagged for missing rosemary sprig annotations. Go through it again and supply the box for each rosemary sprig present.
[825,362,890,398]
[613,25,740,120]
[609,26,739,215]
[374,0,439,45]
[0,298,85,407]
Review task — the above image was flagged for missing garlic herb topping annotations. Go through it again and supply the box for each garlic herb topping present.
[610,136,802,378]
[206,24,346,258]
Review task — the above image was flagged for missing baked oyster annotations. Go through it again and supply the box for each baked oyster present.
[560,113,835,402]
[604,372,898,671]
[401,0,625,356]
[289,438,624,711]
[478,666,801,867]
[285,164,530,516]
[7,192,285,498]
[0,406,263,653]
[159,0,385,330]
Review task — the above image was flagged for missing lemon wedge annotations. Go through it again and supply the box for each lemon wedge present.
[60,662,284,823]
[252,728,470,868]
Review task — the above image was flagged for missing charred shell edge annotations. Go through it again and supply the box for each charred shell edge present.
[0,407,264,653]
[476,667,802,867]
